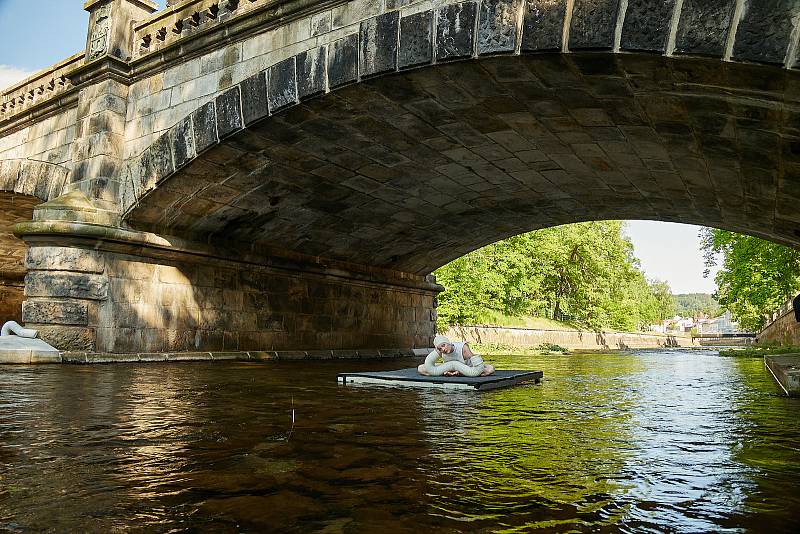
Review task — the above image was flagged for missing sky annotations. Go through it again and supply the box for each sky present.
[0,1,719,295]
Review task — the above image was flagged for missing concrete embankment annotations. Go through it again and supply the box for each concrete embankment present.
[445,326,698,350]
[765,355,800,396]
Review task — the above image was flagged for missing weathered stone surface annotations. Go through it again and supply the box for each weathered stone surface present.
[138,132,174,188]
[675,0,736,57]
[399,11,433,69]
[268,57,298,112]
[240,71,269,125]
[35,326,95,352]
[25,247,104,273]
[169,116,196,170]
[621,0,676,52]
[478,0,521,55]
[436,2,478,61]
[22,300,89,325]
[360,12,400,77]
[191,101,219,154]
[569,0,621,50]
[297,47,327,100]
[25,272,108,300]
[328,34,359,88]
[733,0,800,65]
[215,87,243,138]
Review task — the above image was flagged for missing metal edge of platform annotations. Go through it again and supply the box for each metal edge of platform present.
[341,376,478,389]
[337,370,543,391]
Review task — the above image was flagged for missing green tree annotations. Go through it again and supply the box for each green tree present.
[434,221,675,332]
[700,228,800,331]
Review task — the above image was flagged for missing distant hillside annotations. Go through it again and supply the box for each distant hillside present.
[673,293,721,318]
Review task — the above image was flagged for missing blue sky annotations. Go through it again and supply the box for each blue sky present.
[0,0,718,294]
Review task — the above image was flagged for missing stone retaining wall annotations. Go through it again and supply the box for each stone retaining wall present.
[445,325,696,350]
[758,307,800,347]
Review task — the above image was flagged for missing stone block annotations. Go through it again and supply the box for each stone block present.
[522,0,567,52]
[478,0,521,55]
[169,116,196,170]
[436,2,477,61]
[137,352,169,362]
[399,11,433,69]
[328,34,359,88]
[35,325,95,351]
[268,56,298,112]
[240,71,270,125]
[360,12,400,77]
[191,100,219,154]
[29,352,62,364]
[568,0,620,50]
[275,350,308,360]
[297,47,327,100]
[675,0,736,57]
[620,0,676,52]
[311,11,332,36]
[248,351,277,360]
[167,352,213,361]
[215,86,243,138]
[733,1,800,64]
[22,300,89,326]
[26,272,108,301]
[332,0,382,29]
[138,132,175,190]
[25,247,104,274]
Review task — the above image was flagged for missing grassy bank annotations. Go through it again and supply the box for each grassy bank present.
[719,346,800,357]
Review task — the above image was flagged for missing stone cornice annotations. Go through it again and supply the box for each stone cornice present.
[14,220,442,294]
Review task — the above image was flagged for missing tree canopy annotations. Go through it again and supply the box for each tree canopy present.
[672,293,720,318]
[434,221,674,332]
[700,228,800,331]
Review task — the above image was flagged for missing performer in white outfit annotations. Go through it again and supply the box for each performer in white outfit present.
[418,335,496,377]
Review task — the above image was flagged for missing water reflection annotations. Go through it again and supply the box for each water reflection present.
[1,352,799,531]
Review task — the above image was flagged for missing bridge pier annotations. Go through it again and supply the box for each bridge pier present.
[16,197,438,353]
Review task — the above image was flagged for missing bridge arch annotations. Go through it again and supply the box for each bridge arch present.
[121,1,800,275]
[0,160,69,322]
[0,159,70,202]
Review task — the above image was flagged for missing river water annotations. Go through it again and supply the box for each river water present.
[1,349,798,532]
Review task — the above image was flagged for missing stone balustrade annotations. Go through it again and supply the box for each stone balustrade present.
[0,53,84,124]
[133,0,280,59]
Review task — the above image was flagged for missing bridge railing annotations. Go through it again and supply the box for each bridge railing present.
[132,0,279,60]
[0,52,84,123]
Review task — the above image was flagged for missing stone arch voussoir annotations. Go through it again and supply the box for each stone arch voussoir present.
[0,158,70,202]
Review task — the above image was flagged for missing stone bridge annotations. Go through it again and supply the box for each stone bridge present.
[2,0,800,354]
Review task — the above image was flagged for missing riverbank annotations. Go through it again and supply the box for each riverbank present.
[445,325,698,351]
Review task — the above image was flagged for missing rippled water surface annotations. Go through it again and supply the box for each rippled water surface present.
[1,350,800,532]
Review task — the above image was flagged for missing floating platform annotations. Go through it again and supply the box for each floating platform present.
[337,368,543,390]
[765,355,800,396]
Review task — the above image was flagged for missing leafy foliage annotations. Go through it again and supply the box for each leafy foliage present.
[672,293,720,318]
[700,228,800,331]
[434,221,674,332]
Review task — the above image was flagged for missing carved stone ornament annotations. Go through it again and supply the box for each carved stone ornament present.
[89,4,112,60]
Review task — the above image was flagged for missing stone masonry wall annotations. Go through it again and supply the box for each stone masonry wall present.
[22,244,436,353]
[446,325,695,350]
[758,308,800,347]
[0,107,77,167]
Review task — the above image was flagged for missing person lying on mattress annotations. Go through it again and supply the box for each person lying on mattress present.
[417,335,496,377]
